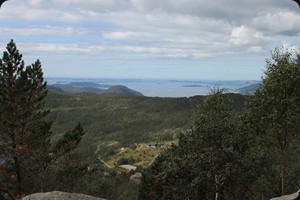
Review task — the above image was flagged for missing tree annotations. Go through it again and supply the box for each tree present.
[36,123,85,193]
[0,40,85,200]
[247,46,300,196]
[139,90,255,199]
[0,39,49,199]
[189,90,255,199]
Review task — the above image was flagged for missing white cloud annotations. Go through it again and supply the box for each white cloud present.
[279,41,300,54]
[252,11,300,35]
[102,31,157,41]
[28,0,44,6]
[229,26,272,46]
[20,43,93,54]
[51,0,130,12]
[247,46,264,53]
[130,0,286,21]
[0,0,300,79]
[0,26,89,36]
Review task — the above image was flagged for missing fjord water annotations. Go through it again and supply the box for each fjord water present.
[46,78,256,97]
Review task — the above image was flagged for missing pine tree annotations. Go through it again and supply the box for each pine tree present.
[0,40,50,199]
[0,40,85,200]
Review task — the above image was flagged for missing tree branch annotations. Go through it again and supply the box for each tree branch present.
[0,187,16,200]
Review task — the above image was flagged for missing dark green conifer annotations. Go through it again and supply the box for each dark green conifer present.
[0,40,85,200]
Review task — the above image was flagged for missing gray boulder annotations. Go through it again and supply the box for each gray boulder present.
[270,190,300,200]
[23,191,105,200]
[130,172,142,181]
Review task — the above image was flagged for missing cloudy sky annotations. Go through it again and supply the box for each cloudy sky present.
[0,0,299,80]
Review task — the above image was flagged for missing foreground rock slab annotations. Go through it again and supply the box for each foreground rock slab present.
[23,191,105,200]
[270,190,300,200]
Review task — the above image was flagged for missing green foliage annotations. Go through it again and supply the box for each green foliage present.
[246,46,300,196]
[0,40,86,199]
[139,146,202,200]
[45,91,245,163]
[45,93,202,162]
[55,123,85,153]
[190,90,252,199]
[139,47,300,199]
[0,40,49,199]
[41,90,245,199]
[139,90,254,199]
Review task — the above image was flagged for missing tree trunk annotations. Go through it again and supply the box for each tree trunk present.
[40,180,44,193]
[215,175,221,200]
[280,146,286,196]
[13,154,23,199]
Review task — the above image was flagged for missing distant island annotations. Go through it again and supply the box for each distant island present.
[103,85,144,96]
[47,82,143,96]
[182,84,205,88]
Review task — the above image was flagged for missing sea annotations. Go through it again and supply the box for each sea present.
[46,78,259,98]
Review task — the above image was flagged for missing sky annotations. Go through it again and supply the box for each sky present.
[0,0,300,80]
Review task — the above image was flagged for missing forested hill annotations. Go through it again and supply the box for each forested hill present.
[47,82,144,96]
[45,92,246,161]
[103,85,143,96]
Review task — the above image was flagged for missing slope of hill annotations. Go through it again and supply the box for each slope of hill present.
[45,92,245,163]
[237,83,260,94]
[47,85,64,92]
[42,92,246,199]
[103,85,143,96]
[45,92,200,145]
[47,82,143,96]
[51,84,105,93]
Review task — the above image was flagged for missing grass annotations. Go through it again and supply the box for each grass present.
[101,142,175,168]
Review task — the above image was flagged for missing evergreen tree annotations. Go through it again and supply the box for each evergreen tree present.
[0,40,50,199]
[0,40,85,200]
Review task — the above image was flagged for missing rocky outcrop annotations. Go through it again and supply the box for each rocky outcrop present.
[119,164,137,171]
[23,191,105,200]
[270,190,300,200]
[130,172,142,181]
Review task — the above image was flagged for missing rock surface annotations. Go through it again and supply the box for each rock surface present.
[130,172,142,181]
[270,190,300,200]
[119,164,137,171]
[23,191,105,200]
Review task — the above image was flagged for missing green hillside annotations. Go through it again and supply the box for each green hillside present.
[45,92,245,163]
[42,92,246,199]
[47,82,143,96]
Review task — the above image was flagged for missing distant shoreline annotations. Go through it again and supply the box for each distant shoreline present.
[45,78,260,97]
[182,84,205,88]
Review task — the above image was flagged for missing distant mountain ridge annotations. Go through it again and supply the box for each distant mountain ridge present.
[236,83,261,95]
[47,82,143,96]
